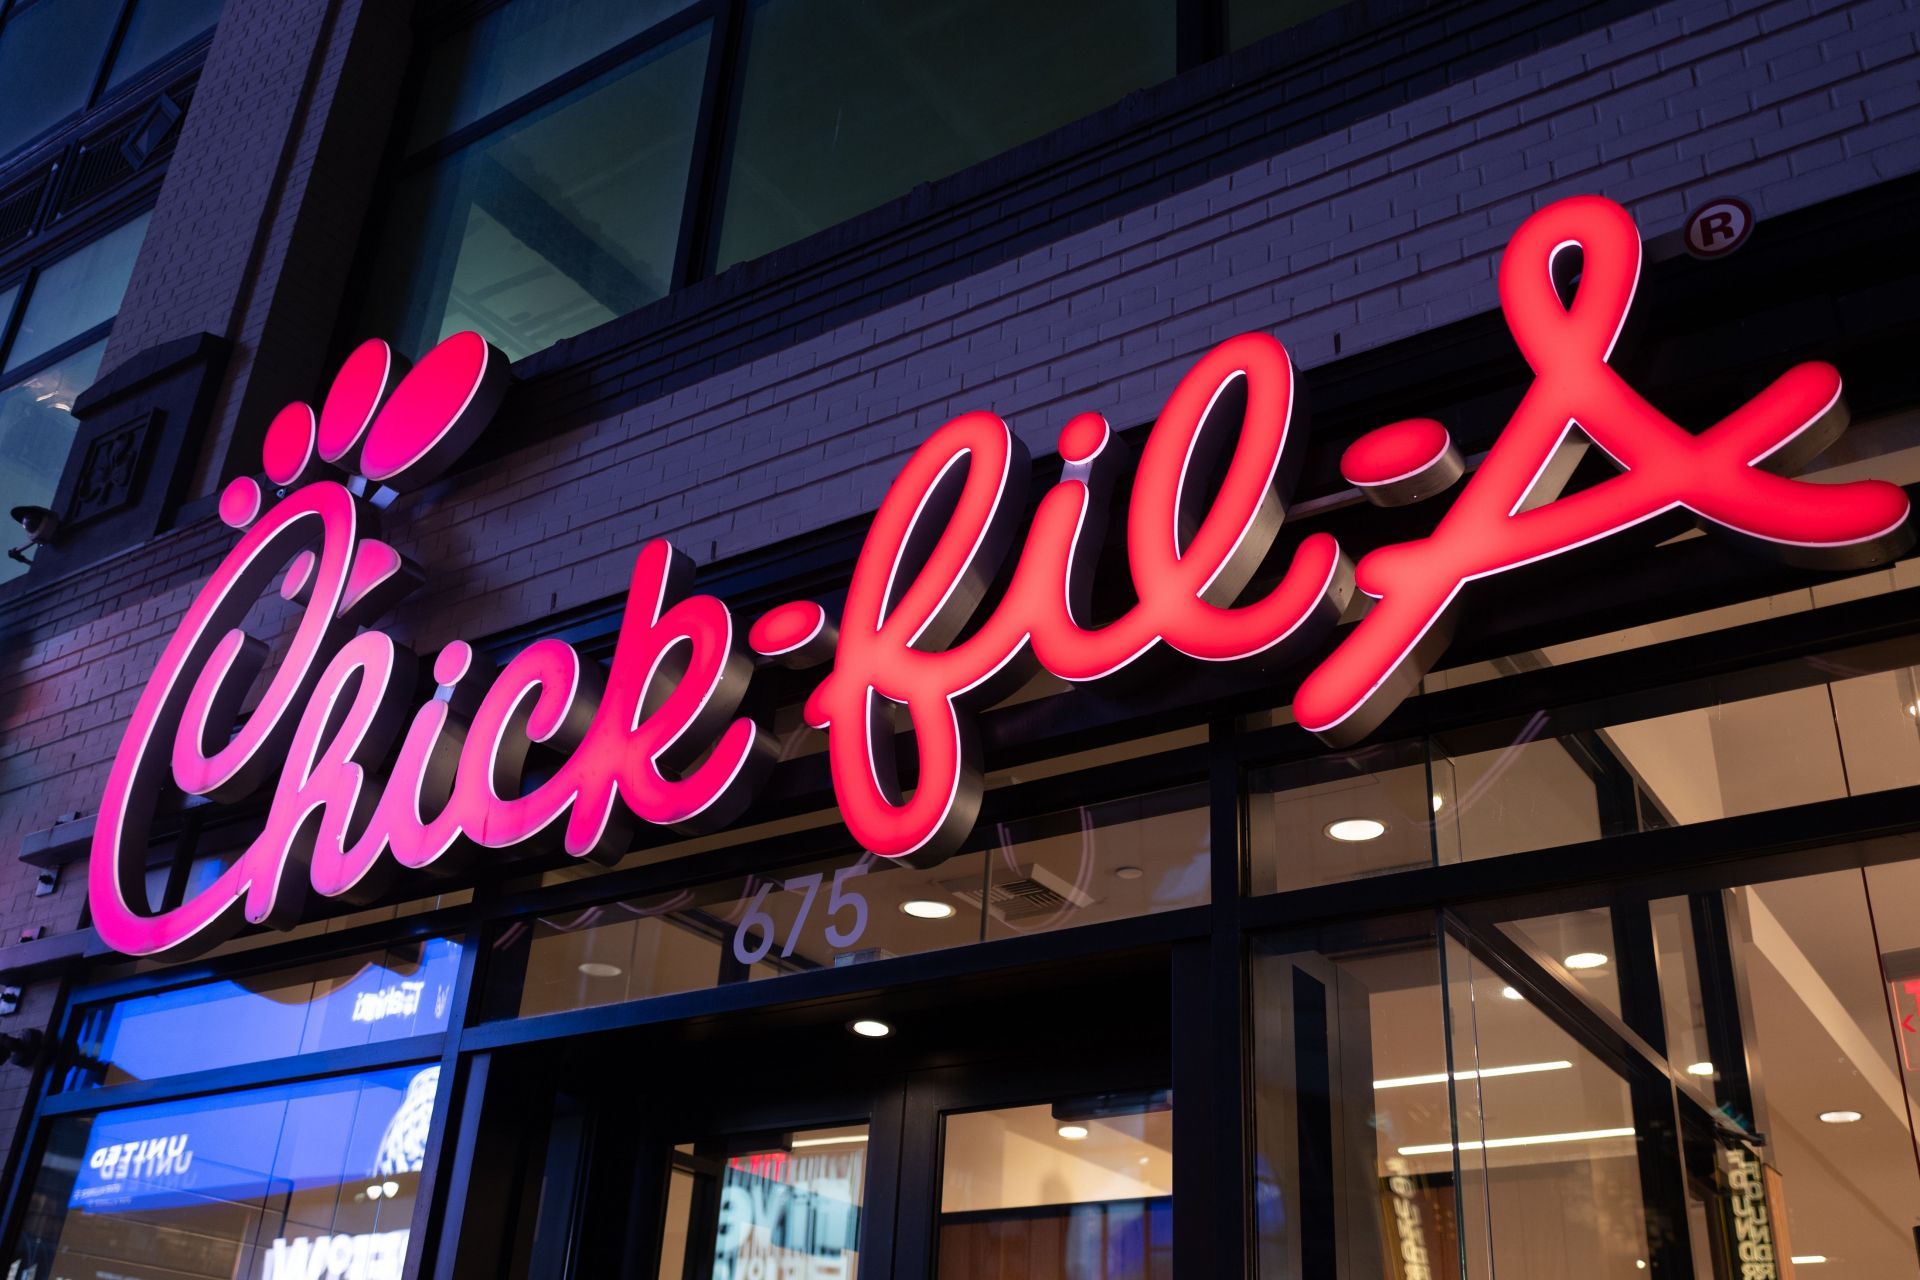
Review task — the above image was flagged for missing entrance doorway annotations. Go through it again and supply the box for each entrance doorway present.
[444,953,1177,1280]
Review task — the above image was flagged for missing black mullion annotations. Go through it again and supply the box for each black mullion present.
[86,0,142,112]
[1689,892,1758,1134]
[423,1052,494,1279]
[397,0,724,175]
[0,319,114,390]
[0,968,75,1266]
[686,0,753,280]
[1194,718,1249,1277]
[401,925,482,1280]
[1612,899,1668,1054]
[669,0,742,290]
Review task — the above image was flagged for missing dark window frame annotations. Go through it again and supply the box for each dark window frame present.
[0,0,213,173]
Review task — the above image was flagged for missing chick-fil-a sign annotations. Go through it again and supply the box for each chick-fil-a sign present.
[91,196,1912,958]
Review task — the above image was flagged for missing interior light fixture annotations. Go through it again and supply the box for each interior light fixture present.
[381,1180,399,1198]
[1431,794,1444,812]
[1057,1125,1090,1141]
[1326,818,1386,842]
[900,899,957,920]
[1685,1062,1715,1077]
[1791,1256,1828,1265]
[849,1019,893,1039]
[366,1184,385,1200]
[1563,952,1609,969]
[1398,1126,1634,1156]
[577,962,623,978]
[1114,866,1145,880]
[1374,1060,1573,1090]
[792,1134,871,1148]
[1818,1109,1863,1124]
[1499,986,1524,1001]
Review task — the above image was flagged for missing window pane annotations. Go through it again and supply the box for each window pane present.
[0,338,106,584]
[714,0,1175,272]
[657,1125,868,1279]
[5,213,152,374]
[64,937,463,1089]
[1253,923,1455,1279]
[365,26,708,361]
[8,1066,440,1280]
[1227,0,1347,51]
[105,0,222,90]
[409,0,696,149]
[1248,745,1435,894]
[0,0,122,160]
[941,1102,1173,1278]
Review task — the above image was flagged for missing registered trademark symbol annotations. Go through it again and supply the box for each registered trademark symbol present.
[1683,196,1755,259]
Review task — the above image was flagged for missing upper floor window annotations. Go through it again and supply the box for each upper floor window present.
[0,0,221,165]
[364,0,1179,362]
[0,210,152,582]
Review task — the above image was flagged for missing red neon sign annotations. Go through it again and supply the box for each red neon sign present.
[90,196,1912,957]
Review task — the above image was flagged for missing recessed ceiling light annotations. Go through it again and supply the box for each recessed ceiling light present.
[1818,1109,1862,1124]
[1057,1124,1090,1140]
[1138,1155,1149,1164]
[1431,794,1444,812]
[1791,1256,1828,1265]
[1686,1062,1715,1077]
[1563,952,1609,970]
[1326,818,1386,842]
[1114,865,1144,880]
[850,1019,893,1038]
[1499,986,1524,1001]
[900,899,956,919]
[366,1183,384,1200]
[577,962,622,978]
[381,1180,399,1198]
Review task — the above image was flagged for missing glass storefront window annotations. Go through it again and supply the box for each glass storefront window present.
[366,20,710,361]
[714,0,1175,272]
[940,1101,1173,1278]
[6,212,149,374]
[9,1065,440,1280]
[65,938,463,1089]
[487,778,1207,1019]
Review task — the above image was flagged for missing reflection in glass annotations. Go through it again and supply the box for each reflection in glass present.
[658,1124,867,1279]
[1445,945,1652,1277]
[0,339,108,584]
[714,0,1175,271]
[0,0,121,160]
[10,1065,439,1280]
[66,938,463,1089]
[5,214,151,374]
[940,1102,1172,1278]
[980,783,1209,941]
[408,0,695,148]
[105,0,221,90]
[1499,908,1624,1022]
[366,25,709,361]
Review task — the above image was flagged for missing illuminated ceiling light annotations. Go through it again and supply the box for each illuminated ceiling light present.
[792,1134,870,1148]
[1818,1110,1862,1124]
[1114,865,1144,880]
[1431,794,1444,812]
[1398,1126,1634,1156]
[1499,986,1524,1001]
[1563,952,1609,969]
[849,1019,893,1039]
[1138,1156,1150,1164]
[1057,1125,1090,1141]
[381,1181,399,1198]
[366,1184,384,1200]
[577,962,622,978]
[1374,1060,1573,1090]
[1791,1256,1828,1265]
[1635,1262,1646,1271]
[1686,1062,1715,1077]
[1326,818,1387,842]
[900,899,957,919]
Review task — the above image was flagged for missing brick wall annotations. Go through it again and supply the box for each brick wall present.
[0,0,1914,1165]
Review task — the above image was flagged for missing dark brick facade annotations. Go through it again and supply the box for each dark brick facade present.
[0,0,1916,1200]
